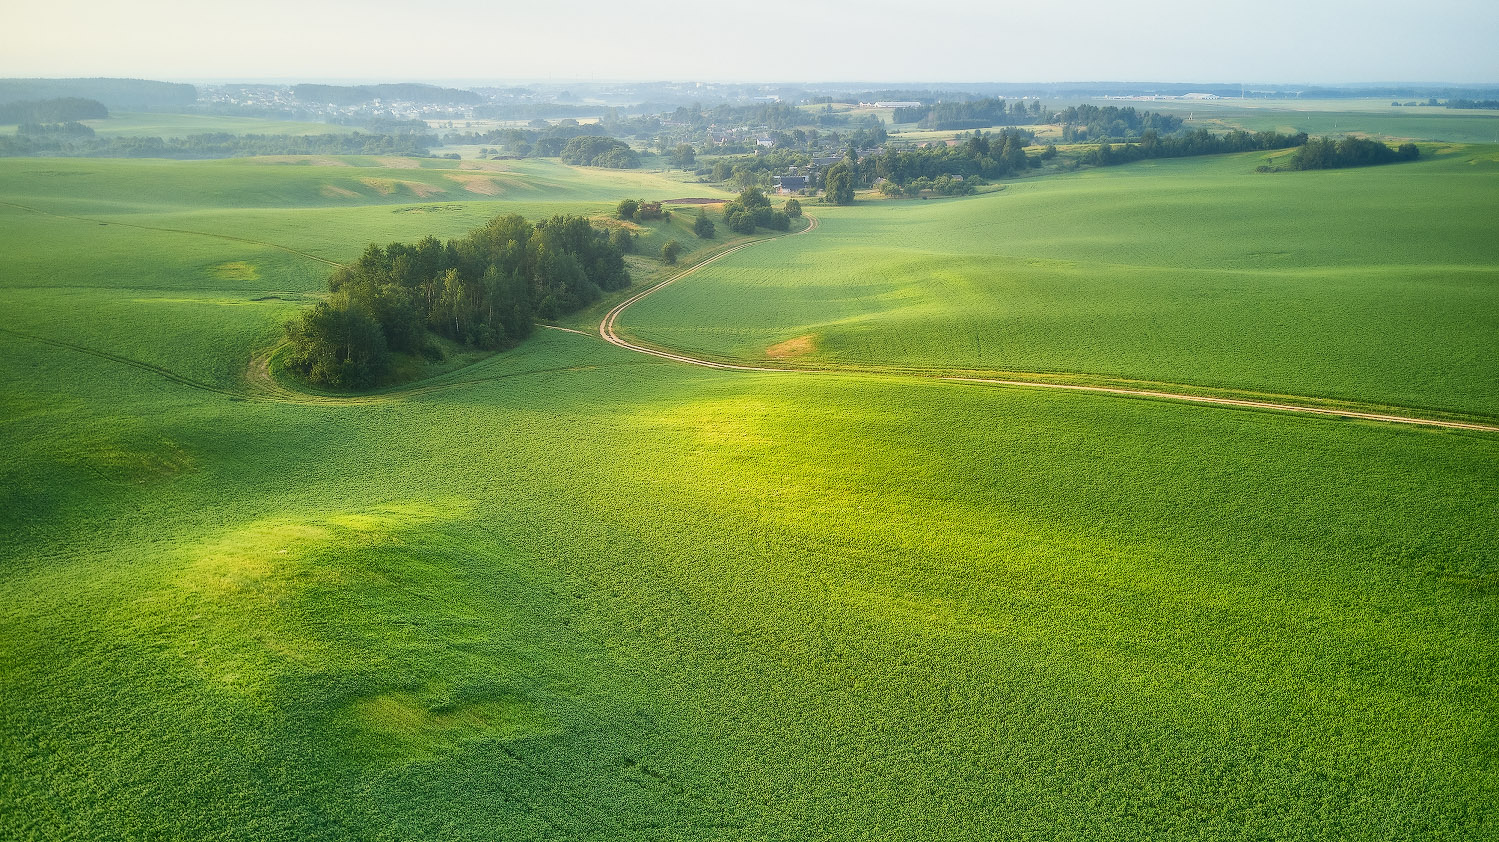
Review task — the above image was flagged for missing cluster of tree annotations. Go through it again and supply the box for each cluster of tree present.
[722,188,791,233]
[878,174,974,197]
[1286,137,1419,170]
[894,98,1045,129]
[615,199,668,221]
[559,136,640,168]
[285,214,629,388]
[1445,99,1499,110]
[291,83,482,106]
[872,129,1036,185]
[1083,129,1307,166]
[0,97,107,124]
[1053,105,1183,142]
[0,129,437,158]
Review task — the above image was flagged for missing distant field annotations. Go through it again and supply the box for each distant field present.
[620,145,1499,417]
[73,111,348,138]
[1136,98,1499,143]
[2,132,1495,840]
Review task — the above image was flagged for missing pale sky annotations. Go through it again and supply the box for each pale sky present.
[3,0,1496,85]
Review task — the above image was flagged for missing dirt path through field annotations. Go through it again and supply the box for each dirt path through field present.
[598,214,1499,434]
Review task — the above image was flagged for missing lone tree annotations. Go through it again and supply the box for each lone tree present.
[823,162,855,205]
[784,198,802,218]
[693,208,715,239]
[616,199,639,220]
[661,239,682,265]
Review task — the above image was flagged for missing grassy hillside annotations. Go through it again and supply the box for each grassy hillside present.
[2,144,1495,840]
[0,156,725,387]
[618,146,1499,417]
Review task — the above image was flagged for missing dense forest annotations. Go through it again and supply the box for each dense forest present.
[284,214,629,388]
[0,97,107,124]
[0,77,196,109]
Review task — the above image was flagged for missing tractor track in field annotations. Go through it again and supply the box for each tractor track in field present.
[0,201,344,267]
[598,214,1499,434]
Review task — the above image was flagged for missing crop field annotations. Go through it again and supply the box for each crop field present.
[1151,98,1499,143]
[2,139,1497,840]
[619,146,1499,418]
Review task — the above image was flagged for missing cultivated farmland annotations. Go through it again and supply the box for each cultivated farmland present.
[2,127,1496,841]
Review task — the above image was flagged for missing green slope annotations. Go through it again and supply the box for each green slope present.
[620,147,1499,416]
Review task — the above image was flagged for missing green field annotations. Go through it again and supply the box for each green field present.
[1132,98,1499,144]
[619,146,1499,418]
[2,142,1496,840]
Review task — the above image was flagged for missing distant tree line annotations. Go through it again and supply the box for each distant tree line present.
[0,78,195,110]
[291,83,483,106]
[444,120,612,157]
[16,121,95,138]
[1083,129,1307,166]
[895,98,1044,129]
[1445,99,1499,110]
[1054,105,1183,142]
[874,129,1036,184]
[0,97,108,124]
[285,214,629,388]
[0,129,438,158]
[1285,137,1419,170]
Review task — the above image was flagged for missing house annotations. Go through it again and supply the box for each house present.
[773,175,808,194]
[756,136,775,148]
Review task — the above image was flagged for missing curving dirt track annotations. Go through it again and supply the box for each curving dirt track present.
[598,214,1499,434]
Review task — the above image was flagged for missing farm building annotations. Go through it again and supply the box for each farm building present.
[773,175,808,194]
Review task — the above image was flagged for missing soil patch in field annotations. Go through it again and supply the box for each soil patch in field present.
[444,173,503,195]
[251,156,351,167]
[458,160,513,172]
[662,197,725,205]
[765,335,817,358]
[360,178,446,198]
[321,184,361,199]
[375,156,421,169]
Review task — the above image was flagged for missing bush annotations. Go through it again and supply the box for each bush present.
[661,240,682,265]
[694,209,715,239]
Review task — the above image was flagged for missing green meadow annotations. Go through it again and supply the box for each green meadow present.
[620,146,1499,418]
[2,141,1496,840]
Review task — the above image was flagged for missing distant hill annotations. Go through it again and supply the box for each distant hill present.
[0,78,196,109]
[292,83,482,106]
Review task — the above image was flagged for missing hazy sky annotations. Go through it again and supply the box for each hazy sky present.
[4,0,1496,84]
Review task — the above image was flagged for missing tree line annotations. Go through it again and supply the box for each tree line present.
[0,129,438,158]
[285,214,629,388]
[1084,128,1307,166]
